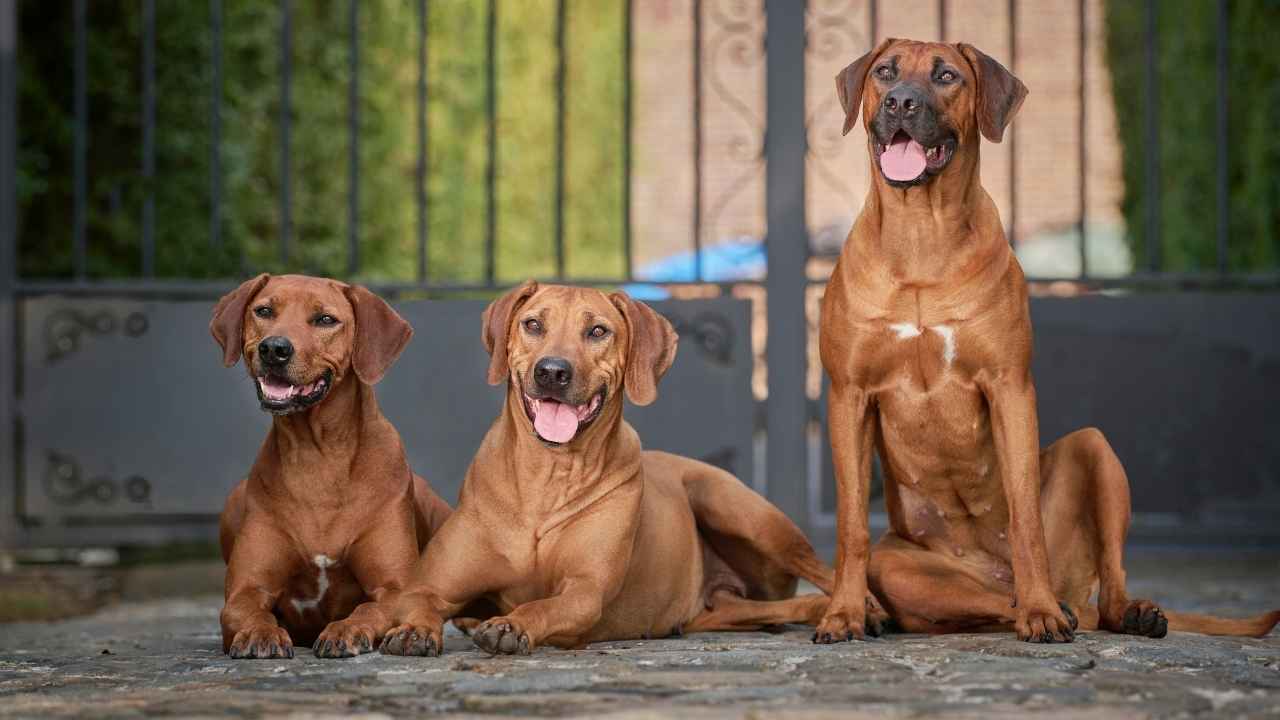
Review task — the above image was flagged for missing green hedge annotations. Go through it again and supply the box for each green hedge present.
[17,0,626,283]
[1105,0,1280,272]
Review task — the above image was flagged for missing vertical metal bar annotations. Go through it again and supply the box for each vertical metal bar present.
[553,0,566,279]
[937,0,946,40]
[1143,0,1160,271]
[622,0,633,279]
[1215,0,1228,274]
[869,0,877,45]
[0,0,16,549]
[1007,0,1017,246]
[347,0,359,276]
[764,0,809,532]
[279,0,292,267]
[141,0,155,277]
[484,0,497,285]
[691,0,703,281]
[1077,0,1087,277]
[73,0,87,279]
[416,0,428,282]
[210,0,222,252]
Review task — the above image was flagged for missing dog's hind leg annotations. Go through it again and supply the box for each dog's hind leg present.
[667,452,832,595]
[683,590,829,633]
[868,534,1058,637]
[1041,428,1278,638]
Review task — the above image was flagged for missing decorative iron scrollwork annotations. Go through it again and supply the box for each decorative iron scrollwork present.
[703,0,767,247]
[805,0,867,222]
[660,311,734,367]
[43,451,151,507]
[45,309,149,363]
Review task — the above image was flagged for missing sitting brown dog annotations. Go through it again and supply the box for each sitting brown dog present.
[815,39,1279,643]
[211,274,452,659]
[379,282,850,656]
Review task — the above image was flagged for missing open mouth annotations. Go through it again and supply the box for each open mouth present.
[875,130,956,185]
[255,370,333,415]
[522,388,605,445]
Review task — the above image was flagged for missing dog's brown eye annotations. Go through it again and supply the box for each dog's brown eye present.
[523,318,542,334]
[314,314,338,326]
[588,325,610,339]
[253,306,273,319]
[875,65,893,80]
[936,70,957,83]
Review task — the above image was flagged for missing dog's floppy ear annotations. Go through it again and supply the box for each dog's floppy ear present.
[957,43,1027,143]
[482,280,539,386]
[836,38,896,137]
[608,292,678,407]
[209,273,270,367]
[344,284,413,385]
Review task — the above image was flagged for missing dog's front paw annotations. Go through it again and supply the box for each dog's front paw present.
[313,619,377,658]
[379,623,442,657]
[812,605,871,644]
[228,625,294,659]
[1015,595,1076,643]
[472,617,532,655]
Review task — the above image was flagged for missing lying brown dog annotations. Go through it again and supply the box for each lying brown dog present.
[379,282,844,656]
[211,274,452,658]
[816,39,1279,643]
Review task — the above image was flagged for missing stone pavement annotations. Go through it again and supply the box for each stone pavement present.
[0,550,1277,719]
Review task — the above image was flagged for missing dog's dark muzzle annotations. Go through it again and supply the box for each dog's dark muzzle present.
[872,83,946,147]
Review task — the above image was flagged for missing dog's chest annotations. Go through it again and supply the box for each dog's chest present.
[289,553,341,615]
[862,316,968,395]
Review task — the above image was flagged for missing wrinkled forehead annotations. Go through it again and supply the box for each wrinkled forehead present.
[522,286,622,326]
[876,40,970,81]
[255,275,350,311]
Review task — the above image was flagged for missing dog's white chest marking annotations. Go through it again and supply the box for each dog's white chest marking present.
[886,323,958,368]
[888,322,922,339]
[291,554,335,614]
[930,325,957,366]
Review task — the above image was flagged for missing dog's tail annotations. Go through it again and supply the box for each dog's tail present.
[1165,609,1280,638]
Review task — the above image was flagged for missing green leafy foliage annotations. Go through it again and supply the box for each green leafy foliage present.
[1104,0,1279,272]
[17,0,626,283]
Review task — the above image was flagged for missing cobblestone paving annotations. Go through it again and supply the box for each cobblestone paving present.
[1,551,1276,719]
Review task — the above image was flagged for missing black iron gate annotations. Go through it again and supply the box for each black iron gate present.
[2,0,1279,550]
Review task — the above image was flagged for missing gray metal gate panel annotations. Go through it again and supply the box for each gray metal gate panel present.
[5,296,752,548]
[816,293,1280,543]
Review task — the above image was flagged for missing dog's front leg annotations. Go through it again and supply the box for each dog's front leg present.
[221,524,296,659]
[472,498,637,655]
[313,526,419,658]
[471,575,610,655]
[814,382,879,643]
[981,370,1075,643]
[380,512,506,657]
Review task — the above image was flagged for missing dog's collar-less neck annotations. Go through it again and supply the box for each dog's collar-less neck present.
[267,375,371,468]
[862,132,1000,284]
[494,383,639,528]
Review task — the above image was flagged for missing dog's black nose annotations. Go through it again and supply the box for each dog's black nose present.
[534,357,573,390]
[882,85,925,117]
[258,336,294,366]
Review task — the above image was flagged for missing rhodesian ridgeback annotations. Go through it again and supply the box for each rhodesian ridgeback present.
[379,283,861,656]
[211,274,452,659]
[815,39,1279,643]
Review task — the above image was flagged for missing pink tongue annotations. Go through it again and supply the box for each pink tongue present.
[261,378,292,401]
[880,135,927,181]
[534,400,579,443]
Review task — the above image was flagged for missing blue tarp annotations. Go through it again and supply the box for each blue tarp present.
[622,238,765,300]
